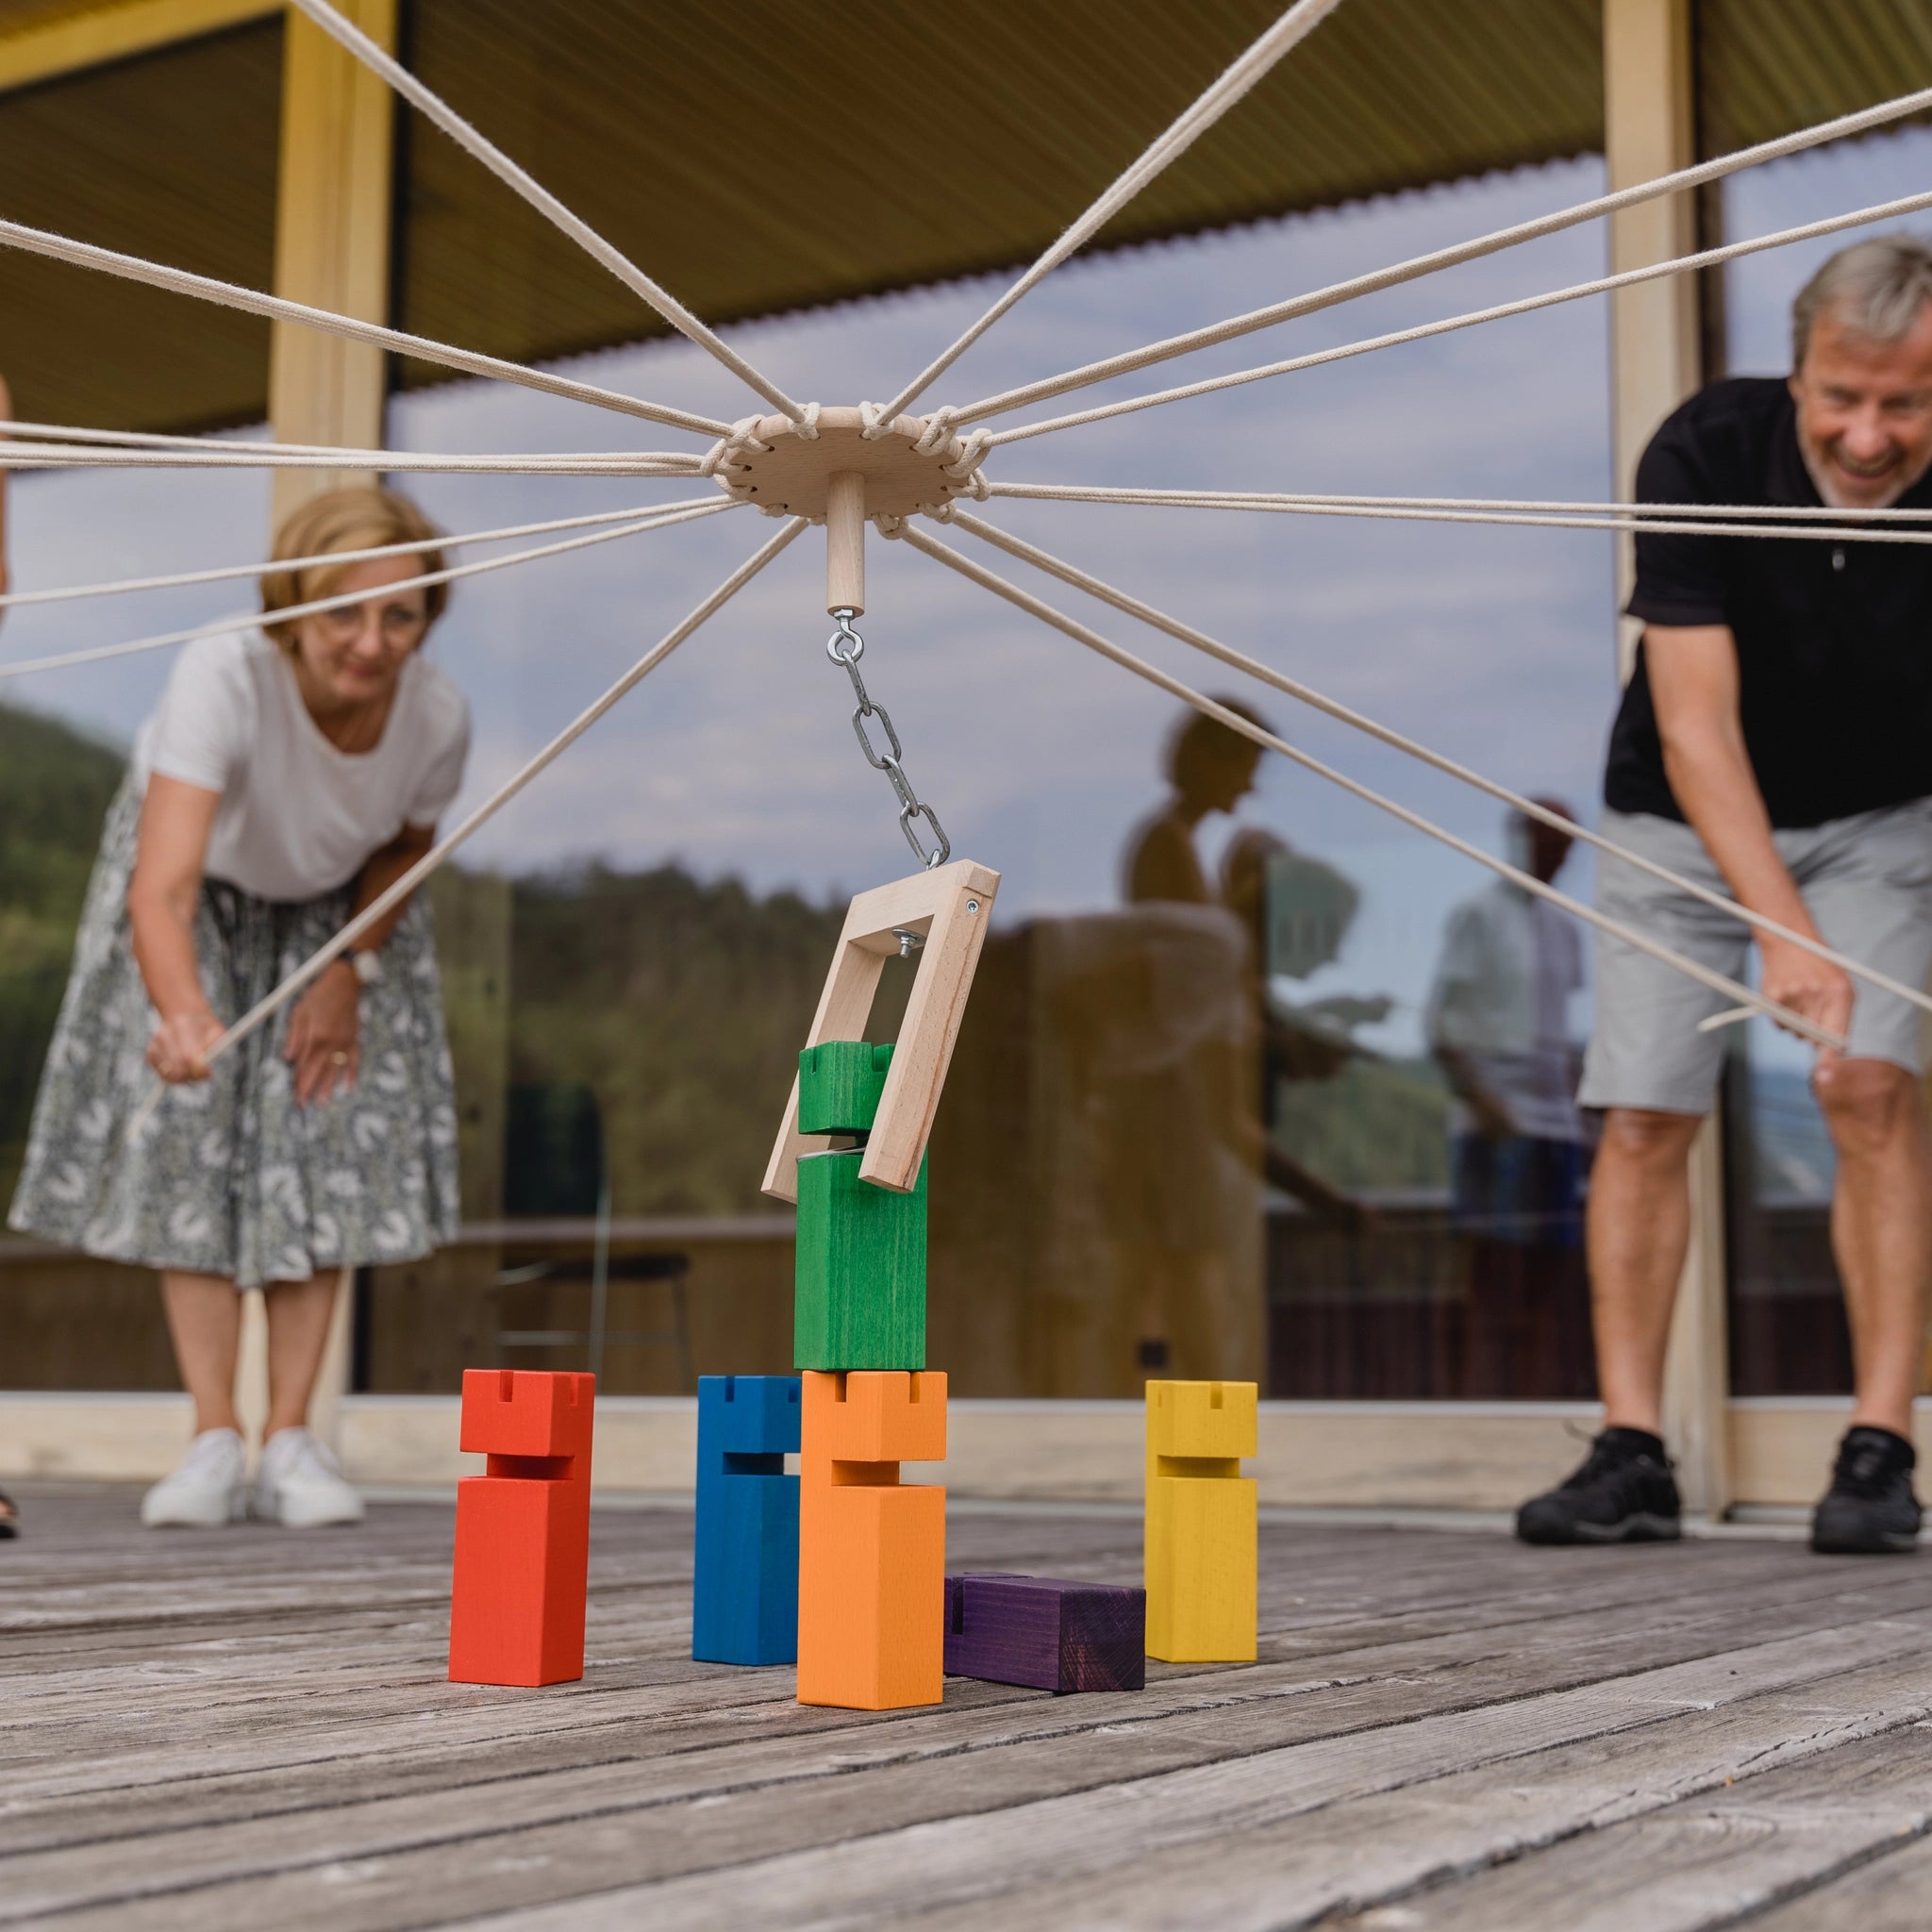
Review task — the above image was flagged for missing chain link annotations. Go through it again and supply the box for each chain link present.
[824,608,951,869]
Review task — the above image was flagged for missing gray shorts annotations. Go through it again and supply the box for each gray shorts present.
[1578,799,1932,1115]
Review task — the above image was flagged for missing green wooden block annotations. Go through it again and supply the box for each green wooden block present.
[793,1148,927,1371]
[798,1040,894,1136]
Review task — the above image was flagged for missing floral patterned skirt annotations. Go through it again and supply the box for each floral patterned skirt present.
[8,775,460,1289]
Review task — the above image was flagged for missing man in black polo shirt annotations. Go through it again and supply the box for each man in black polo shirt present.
[1519,236,1932,1555]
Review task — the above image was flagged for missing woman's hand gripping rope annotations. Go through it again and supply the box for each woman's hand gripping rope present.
[145,1008,225,1086]
[123,520,807,1141]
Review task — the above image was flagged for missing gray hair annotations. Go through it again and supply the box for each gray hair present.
[1791,235,1932,367]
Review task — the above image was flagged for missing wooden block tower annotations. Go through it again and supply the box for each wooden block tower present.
[449,1369,595,1687]
[793,1042,943,1707]
[692,1374,801,1665]
[1144,1378,1257,1663]
[763,859,999,1711]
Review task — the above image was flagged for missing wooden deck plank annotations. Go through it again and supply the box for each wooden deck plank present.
[1325,1726,1932,1931]
[11,1554,1929,1849]
[1742,1820,1932,1930]
[426,1623,1932,1932]
[5,1490,1927,1931]
[19,1606,1931,1927]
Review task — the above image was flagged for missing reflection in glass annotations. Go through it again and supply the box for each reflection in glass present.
[1424,804,1595,1397]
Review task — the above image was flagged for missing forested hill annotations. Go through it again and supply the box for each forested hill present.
[0,703,125,1204]
[0,701,124,915]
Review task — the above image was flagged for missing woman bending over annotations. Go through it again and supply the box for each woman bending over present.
[9,486,470,1527]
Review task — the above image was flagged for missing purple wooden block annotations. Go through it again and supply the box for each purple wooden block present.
[943,1572,1145,1692]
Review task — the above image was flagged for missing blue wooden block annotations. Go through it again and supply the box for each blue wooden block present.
[693,1374,801,1665]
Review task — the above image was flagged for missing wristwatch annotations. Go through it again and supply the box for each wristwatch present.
[344,946,383,988]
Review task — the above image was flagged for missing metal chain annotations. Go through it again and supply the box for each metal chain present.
[824,608,951,868]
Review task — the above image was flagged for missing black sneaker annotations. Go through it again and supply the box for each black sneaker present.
[1515,1428,1682,1545]
[1811,1426,1922,1556]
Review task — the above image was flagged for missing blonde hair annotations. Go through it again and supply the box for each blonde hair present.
[260,485,448,647]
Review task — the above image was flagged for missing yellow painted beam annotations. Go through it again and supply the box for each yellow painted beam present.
[268,0,396,518]
[0,0,277,95]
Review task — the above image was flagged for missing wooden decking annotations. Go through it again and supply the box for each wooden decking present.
[6,1489,1932,1928]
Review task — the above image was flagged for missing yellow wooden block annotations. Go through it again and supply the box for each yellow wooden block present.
[1144,1379,1257,1662]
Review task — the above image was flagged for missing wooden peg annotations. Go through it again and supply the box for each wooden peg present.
[448,1370,596,1687]
[825,470,866,615]
[1144,1379,1257,1663]
[944,1573,1145,1692]
[796,1369,947,1709]
[692,1374,801,1666]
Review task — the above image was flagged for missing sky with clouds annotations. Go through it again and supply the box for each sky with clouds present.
[6,123,1929,1068]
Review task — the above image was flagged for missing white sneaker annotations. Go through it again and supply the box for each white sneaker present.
[141,1428,247,1528]
[253,1427,365,1528]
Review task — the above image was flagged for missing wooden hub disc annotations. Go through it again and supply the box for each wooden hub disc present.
[711,407,975,519]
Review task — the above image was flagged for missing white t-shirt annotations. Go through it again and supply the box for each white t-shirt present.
[1424,879,1585,1143]
[134,627,470,903]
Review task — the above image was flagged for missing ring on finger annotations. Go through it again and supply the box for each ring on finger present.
[330,1051,349,1067]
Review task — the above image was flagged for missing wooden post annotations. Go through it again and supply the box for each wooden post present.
[1604,0,1731,1520]
[824,471,866,613]
[267,0,399,523]
[232,0,401,1440]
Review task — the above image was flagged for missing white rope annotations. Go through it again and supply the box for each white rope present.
[130,517,806,1131]
[988,183,1932,447]
[946,507,1932,1030]
[986,482,1932,546]
[3,419,416,458]
[0,502,690,612]
[0,215,730,441]
[0,497,740,681]
[955,78,1932,426]
[878,0,1348,419]
[896,521,1845,1053]
[990,482,1932,526]
[287,0,807,426]
[0,440,700,476]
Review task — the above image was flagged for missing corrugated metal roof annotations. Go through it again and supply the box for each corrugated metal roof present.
[1700,0,1932,156]
[2,0,1931,435]
[0,17,279,431]
[392,0,1603,386]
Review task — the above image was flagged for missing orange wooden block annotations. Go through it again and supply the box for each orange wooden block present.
[797,1369,946,1710]
[448,1369,595,1688]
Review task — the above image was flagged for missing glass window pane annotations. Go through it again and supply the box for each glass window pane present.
[368,157,1614,1399]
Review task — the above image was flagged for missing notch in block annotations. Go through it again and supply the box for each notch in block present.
[1146,1377,1256,1474]
[798,1040,894,1136]
[693,1374,800,1666]
[944,1573,1145,1693]
[460,1364,594,1463]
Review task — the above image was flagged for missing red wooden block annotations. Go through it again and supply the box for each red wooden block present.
[449,1369,595,1688]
